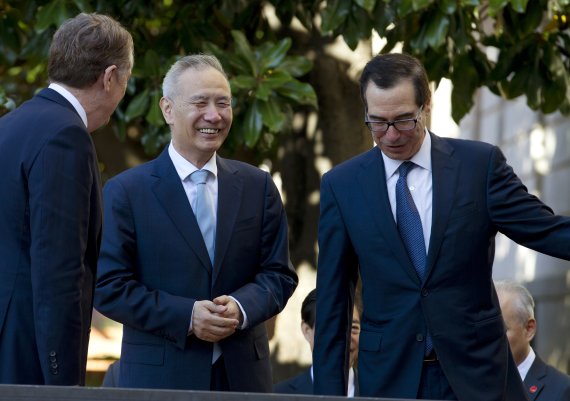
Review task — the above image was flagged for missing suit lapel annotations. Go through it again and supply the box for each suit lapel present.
[357,148,420,284]
[151,149,212,275]
[212,156,243,284]
[425,133,460,282]
[524,356,547,401]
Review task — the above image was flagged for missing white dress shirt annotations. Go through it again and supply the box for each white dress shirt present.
[48,83,88,128]
[382,130,433,251]
[518,347,536,381]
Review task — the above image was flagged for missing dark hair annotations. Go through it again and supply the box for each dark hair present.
[48,13,133,89]
[301,289,317,328]
[359,53,431,110]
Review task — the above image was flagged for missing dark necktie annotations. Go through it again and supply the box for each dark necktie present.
[396,161,432,354]
[190,169,215,265]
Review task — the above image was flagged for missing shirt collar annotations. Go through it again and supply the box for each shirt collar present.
[48,83,88,129]
[518,347,535,381]
[168,142,218,181]
[382,128,432,180]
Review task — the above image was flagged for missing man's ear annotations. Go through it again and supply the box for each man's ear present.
[525,317,537,342]
[102,65,118,92]
[159,96,174,124]
[301,321,313,343]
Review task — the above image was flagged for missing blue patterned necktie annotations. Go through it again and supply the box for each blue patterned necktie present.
[396,161,432,354]
[190,169,215,265]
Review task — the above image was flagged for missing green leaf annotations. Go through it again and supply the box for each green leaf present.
[541,79,566,114]
[279,56,313,77]
[487,0,509,16]
[255,70,293,100]
[36,0,71,32]
[231,75,257,90]
[244,99,263,147]
[397,0,415,16]
[355,0,377,13]
[425,13,450,49]
[258,97,287,132]
[144,50,161,78]
[413,0,434,11]
[125,89,149,122]
[276,80,318,108]
[439,0,458,14]
[231,30,257,75]
[146,90,164,126]
[509,0,528,13]
[259,37,291,70]
[321,0,351,32]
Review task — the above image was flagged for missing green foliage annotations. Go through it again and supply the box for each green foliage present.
[1,0,569,157]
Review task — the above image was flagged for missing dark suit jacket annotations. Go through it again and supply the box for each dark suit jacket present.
[94,148,297,391]
[524,355,570,401]
[314,133,570,401]
[0,88,102,385]
[274,367,359,396]
[274,368,313,394]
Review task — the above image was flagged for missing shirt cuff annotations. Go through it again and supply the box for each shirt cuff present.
[229,295,248,329]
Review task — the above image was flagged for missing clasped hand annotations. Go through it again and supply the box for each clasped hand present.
[191,295,241,342]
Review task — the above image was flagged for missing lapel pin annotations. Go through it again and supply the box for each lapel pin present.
[529,385,538,393]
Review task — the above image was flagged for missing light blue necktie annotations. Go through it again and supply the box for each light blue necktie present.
[190,169,215,265]
[396,161,432,354]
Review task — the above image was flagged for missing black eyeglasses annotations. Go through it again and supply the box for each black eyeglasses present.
[365,106,423,133]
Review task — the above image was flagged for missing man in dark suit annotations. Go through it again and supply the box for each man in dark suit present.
[496,281,570,401]
[313,52,570,401]
[274,289,360,396]
[0,13,133,386]
[94,54,298,392]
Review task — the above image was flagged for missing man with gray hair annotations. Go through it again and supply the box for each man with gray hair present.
[95,54,298,391]
[496,280,570,401]
[0,12,133,385]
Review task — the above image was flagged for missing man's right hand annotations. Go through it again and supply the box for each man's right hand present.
[191,300,239,342]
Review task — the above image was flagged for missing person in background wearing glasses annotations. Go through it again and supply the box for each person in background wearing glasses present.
[274,289,361,396]
[313,52,570,401]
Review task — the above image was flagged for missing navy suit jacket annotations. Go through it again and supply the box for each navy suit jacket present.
[524,355,570,401]
[274,367,359,396]
[94,148,297,391]
[274,368,313,394]
[0,88,102,385]
[314,133,570,401]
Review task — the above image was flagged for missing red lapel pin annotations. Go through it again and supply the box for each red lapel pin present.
[529,385,538,393]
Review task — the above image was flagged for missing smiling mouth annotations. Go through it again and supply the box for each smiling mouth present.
[198,128,220,134]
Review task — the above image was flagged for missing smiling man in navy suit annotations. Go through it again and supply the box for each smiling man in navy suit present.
[0,13,133,385]
[94,54,297,392]
[313,53,570,401]
[496,281,570,401]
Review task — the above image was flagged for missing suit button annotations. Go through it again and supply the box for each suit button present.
[51,363,58,369]
[52,369,58,375]
[50,356,57,362]
[421,288,429,297]
[416,333,424,342]
[49,351,57,357]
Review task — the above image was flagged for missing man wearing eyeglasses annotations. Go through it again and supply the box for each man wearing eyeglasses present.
[313,53,570,401]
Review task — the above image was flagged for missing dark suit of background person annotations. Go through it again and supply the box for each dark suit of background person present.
[313,52,570,401]
[0,13,133,386]
[274,289,360,396]
[496,281,570,401]
[94,54,297,392]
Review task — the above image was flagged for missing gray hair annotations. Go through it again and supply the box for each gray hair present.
[495,280,535,325]
[162,54,228,99]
